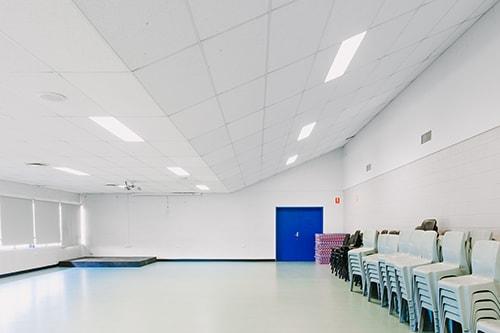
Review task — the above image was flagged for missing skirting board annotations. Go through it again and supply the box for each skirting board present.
[156,259,276,262]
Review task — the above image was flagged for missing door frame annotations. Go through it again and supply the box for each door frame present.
[275,206,324,261]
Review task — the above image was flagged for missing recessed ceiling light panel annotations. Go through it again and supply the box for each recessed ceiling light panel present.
[324,31,367,83]
[297,122,316,141]
[196,184,210,191]
[53,167,90,176]
[89,116,144,142]
[167,167,190,177]
[286,154,298,165]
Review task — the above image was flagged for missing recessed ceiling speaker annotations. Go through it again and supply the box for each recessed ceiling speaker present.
[38,92,67,103]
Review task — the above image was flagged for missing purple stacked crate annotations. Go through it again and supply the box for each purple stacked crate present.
[315,233,350,264]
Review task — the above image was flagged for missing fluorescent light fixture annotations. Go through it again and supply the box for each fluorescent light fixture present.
[324,31,367,82]
[167,166,190,177]
[53,167,90,176]
[196,184,210,191]
[89,116,144,142]
[297,122,316,141]
[286,154,298,165]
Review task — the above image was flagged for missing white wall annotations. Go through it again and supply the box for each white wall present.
[0,179,85,275]
[343,3,500,189]
[342,3,500,234]
[84,150,344,259]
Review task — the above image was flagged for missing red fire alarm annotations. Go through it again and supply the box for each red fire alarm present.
[334,196,341,205]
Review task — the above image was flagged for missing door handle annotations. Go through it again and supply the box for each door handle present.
[295,231,300,238]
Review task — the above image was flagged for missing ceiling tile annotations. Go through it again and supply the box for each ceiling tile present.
[233,132,262,154]
[218,78,265,122]
[63,72,165,117]
[0,0,127,72]
[264,95,300,127]
[390,0,456,52]
[203,145,235,166]
[118,117,186,141]
[203,17,267,92]
[0,73,106,117]
[236,146,262,164]
[170,98,224,139]
[349,11,414,69]
[189,126,231,155]
[263,120,293,143]
[268,0,332,70]
[0,32,51,73]
[297,84,335,114]
[320,0,384,49]
[211,157,240,175]
[227,110,264,141]
[189,0,269,39]
[373,0,425,26]
[266,56,314,105]
[149,140,199,157]
[170,156,208,168]
[75,0,197,70]
[432,0,484,33]
[135,45,214,115]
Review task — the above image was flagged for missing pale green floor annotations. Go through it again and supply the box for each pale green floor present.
[0,262,410,333]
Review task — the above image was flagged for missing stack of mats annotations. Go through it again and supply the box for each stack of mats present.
[315,233,349,264]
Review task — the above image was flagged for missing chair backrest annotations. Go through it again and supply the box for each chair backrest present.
[421,219,438,232]
[398,230,412,254]
[349,230,361,247]
[472,240,500,280]
[418,231,439,262]
[385,234,399,254]
[441,231,469,271]
[409,230,425,256]
[470,230,493,247]
[362,230,379,249]
[377,234,386,253]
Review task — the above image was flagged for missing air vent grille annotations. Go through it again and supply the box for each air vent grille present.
[421,130,432,144]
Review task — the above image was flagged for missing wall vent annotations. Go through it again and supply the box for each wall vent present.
[366,163,372,172]
[421,130,432,144]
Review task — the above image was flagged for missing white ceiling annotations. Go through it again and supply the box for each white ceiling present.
[0,0,496,194]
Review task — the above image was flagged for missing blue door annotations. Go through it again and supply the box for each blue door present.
[276,207,323,261]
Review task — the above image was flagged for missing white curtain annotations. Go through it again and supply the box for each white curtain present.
[61,203,80,246]
[0,197,34,245]
[34,200,60,244]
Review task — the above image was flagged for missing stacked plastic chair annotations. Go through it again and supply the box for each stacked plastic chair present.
[438,240,500,333]
[330,233,351,275]
[477,319,500,333]
[413,231,470,333]
[385,230,439,331]
[363,233,400,304]
[332,231,361,280]
[348,230,379,294]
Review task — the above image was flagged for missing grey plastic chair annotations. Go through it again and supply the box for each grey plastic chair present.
[438,240,500,333]
[348,230,379,295]
[386,230,439,331]
[413,231,469,333]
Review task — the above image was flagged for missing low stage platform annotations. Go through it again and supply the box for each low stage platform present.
[59,256,156,268]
